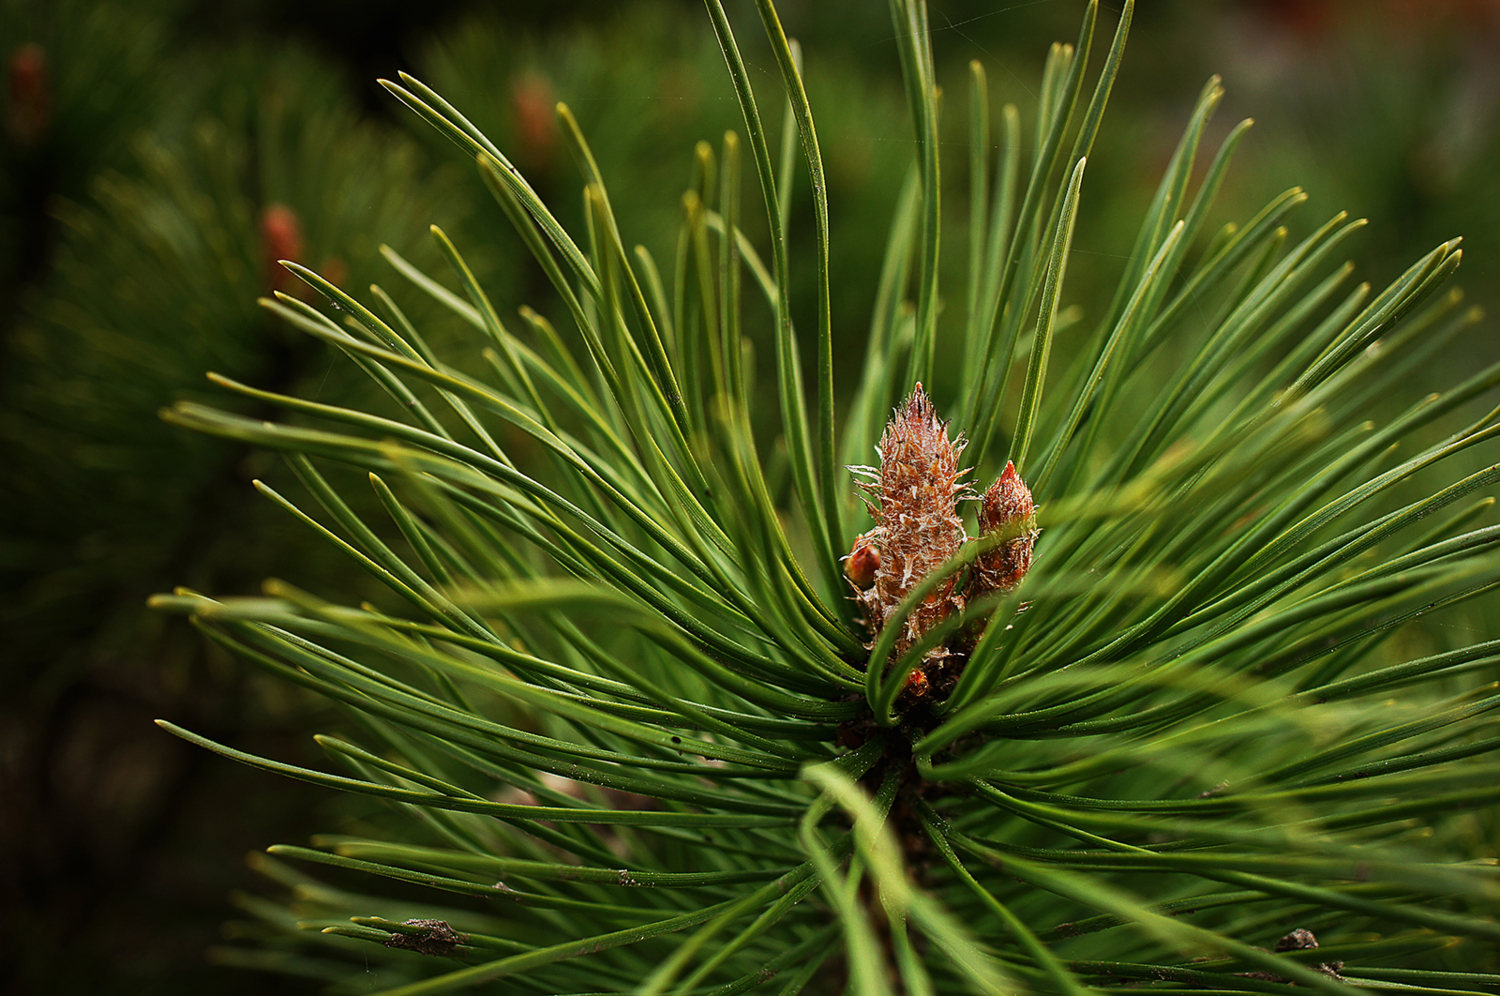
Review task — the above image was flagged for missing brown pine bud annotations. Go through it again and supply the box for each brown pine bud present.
[971,460,1037,596]
[850,383,969,656]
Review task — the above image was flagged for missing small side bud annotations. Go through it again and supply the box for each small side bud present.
[971,460,1037,596]
[259,204,303,294]
[978,461,1034,534]
[8,43,49,146]
[844,528,881,590]
[511,70,557,171]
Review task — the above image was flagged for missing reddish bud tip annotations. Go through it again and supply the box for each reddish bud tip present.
[259,205,303,293]
[844,530,881,590]
[511,70,557,171]
[8,43,50,145]
[979,461,1035,536]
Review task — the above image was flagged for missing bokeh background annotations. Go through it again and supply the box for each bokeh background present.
[3,0,1498,992]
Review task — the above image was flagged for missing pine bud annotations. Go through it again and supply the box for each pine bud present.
[511,70,557,172]
[259,204,303,294]
[8,43,49,146]
[848,384,969,657]
[970,460,1037,596]
[844,528,881,590]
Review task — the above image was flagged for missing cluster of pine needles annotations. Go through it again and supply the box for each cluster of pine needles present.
[151,0,1500,993]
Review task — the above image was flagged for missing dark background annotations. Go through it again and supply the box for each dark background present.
[3,0,1498,992]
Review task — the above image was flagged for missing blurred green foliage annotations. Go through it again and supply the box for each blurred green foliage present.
[2,0,1497,992]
